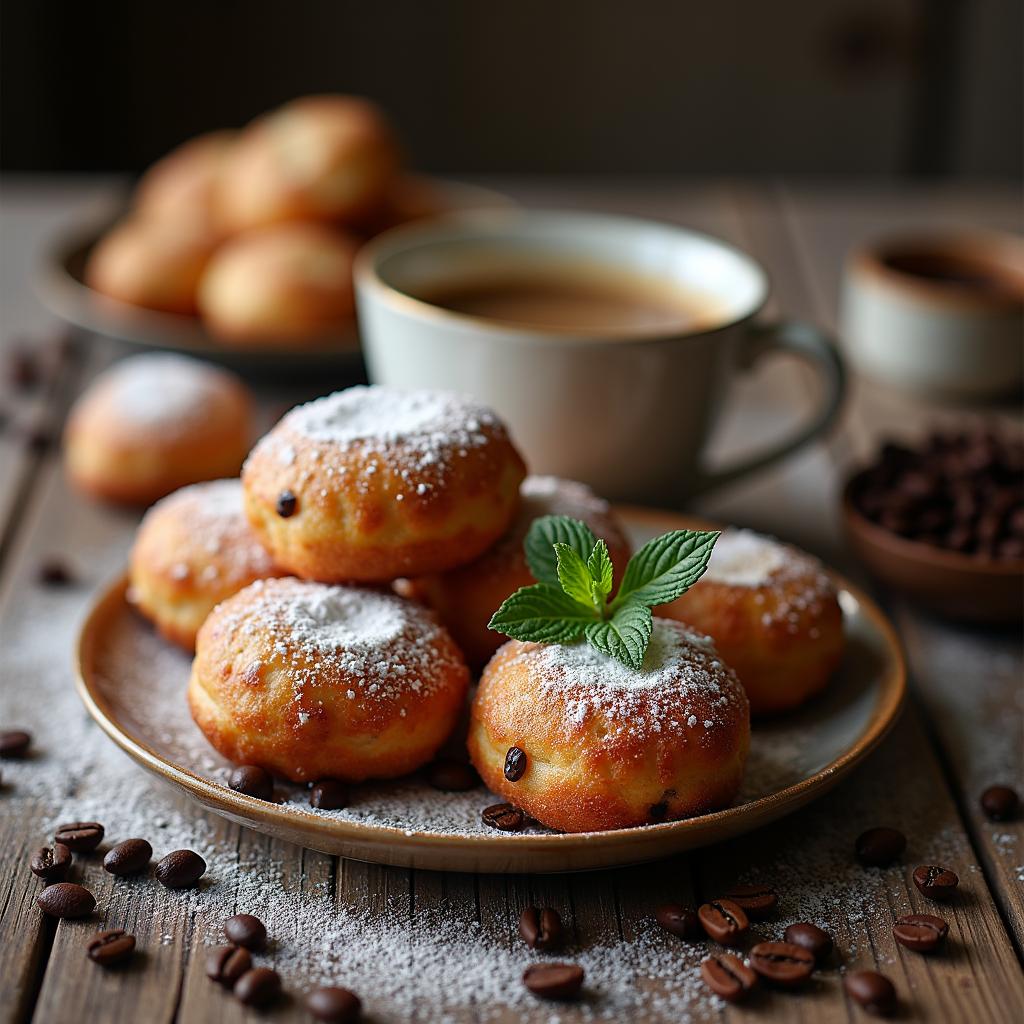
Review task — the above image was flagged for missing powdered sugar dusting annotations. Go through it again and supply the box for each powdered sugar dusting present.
[704,528,787,587]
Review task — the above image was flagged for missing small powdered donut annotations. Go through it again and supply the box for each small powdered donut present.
[217,94,399,232]
[64,354,253,506]
[658,529,845,715]
[242,386,526,582]
[198,223,358,345]
[188,578,470,782]
[401,476,631,670]
[129,480,281,650]
[468,619,750,832]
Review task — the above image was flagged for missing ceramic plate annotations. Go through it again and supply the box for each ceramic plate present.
[38,180,515,376]
[75,508,905,873]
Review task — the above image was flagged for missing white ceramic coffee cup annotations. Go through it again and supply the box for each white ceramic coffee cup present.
[355,210,845,504]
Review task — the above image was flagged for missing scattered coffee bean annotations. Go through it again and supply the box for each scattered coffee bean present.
[722,883,778,918]
[6,347,41,391]
[224,914,267,951]
[784,922,833,963]
[206,945,252,986]
[234,966,282,1007]
[0,730,31,759]
[87,929,135,967]
[276,491,298,518]
[522,962,584,1001]
[310,778,349,811]
[103,838,152,876]
[482,802,525,831]
[844,970,897,1016]
[700,953,758,1003]
[155,849,206,889]
[30,843,72,881]
[54,821,104,853]
[519,906,564,950]
[912,864,959,901]
[307,985,362,1023]
[228,765,274,801]
[654,903,701,941]
[426,757,479,791]
[698,899,749,946]
[749,940,815,987]
[38,559,75,586]
[855,827,906,867]
[893,913,949,953]
[980,784,1020,821]
[504,746,527,782]
[37,882,95,918]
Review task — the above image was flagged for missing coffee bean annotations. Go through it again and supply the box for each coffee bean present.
[37,882,95,918]
[276,491,298,518]
[155,849,206,889]
[87,929,135,967]
[224,914,267,951]
[0,730,32,758]
[912,864,959,901]
[892,913,948,953]
[228,765,274,801]
[722,883,778,918]
[306,985,362,1023]
[654,903,701,940]
[103,838,152,876]
[504,746,527,782]
[38,559,75,586]
[844,970,897,1016]
[206,945,252,985]
[700,953,758,1003]
[234,966,282,1007]
[7,347,40,390]
[784,922,833,963]
[310,779,349,810]
[54,821,104,853]
[748,940,815,987]
[522,962,584,1001]
[482,802,525,831]
[698,899,749,945]
[426,757,479,791]
[30,843,72,881]
[519,906,564,950]
[980,784,1020,821]
[855,827,906,867]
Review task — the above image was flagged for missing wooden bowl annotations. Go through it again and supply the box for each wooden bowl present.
[842,470,1024,622]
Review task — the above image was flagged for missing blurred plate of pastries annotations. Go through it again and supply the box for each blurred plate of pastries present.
[38,94,514,373]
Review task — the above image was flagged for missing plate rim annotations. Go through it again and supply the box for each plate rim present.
[74,506,906,868]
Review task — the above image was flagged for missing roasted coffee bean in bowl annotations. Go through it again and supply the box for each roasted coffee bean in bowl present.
[842,430,1024,622]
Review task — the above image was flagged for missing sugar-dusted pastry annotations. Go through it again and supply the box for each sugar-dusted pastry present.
[468,619,750,832]
[217,94,399,232]
[84,217,216,316]
[242,386,526,582]
[64,354,253,506]
[198,223,358,345]
[129,480,281,650]
[133,130,236,231]
[188,578,470,782]
[658,529,844,715]
[401,476,631,670]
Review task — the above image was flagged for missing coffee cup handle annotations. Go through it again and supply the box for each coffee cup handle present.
[688,320,846,497]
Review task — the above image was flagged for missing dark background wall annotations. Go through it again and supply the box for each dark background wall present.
[2,0,1020,178]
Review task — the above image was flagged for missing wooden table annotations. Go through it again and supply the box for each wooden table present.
[1,178,1021,1023]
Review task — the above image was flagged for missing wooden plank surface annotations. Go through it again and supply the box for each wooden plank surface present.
[1,179,1021,1024]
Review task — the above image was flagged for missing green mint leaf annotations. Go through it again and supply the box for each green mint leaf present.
[524,515,598,585]
[584,598,653,669]
[613,530,719,609]
[488,582,598,644]
[587,539,614,598]
[554,542,599,610]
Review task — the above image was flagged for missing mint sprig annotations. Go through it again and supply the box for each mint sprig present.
[488,515,719,669]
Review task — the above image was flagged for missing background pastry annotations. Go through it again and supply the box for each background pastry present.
[658,528,845,715]
[188,578,469,782]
